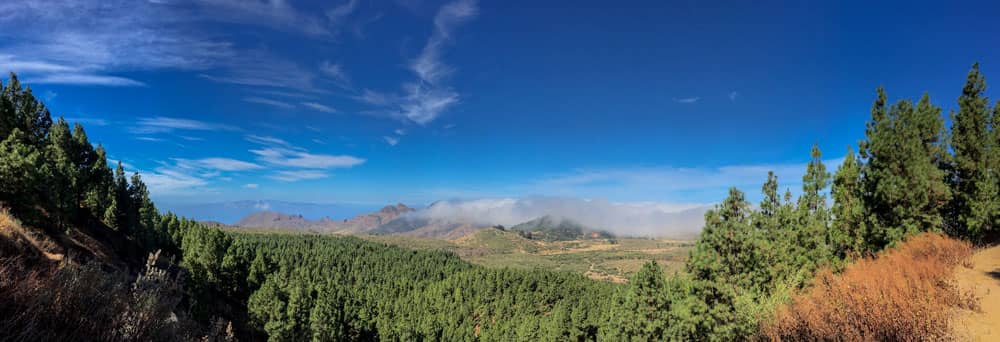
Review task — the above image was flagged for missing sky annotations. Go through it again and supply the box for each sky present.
[1,0,999,223]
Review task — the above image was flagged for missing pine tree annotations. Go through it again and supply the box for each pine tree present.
[0,73,52,146]
[0,128,44,208]
[948,63,998,242]
[860,88,951,248]
[113,161,131,233]
[792,145,831,281]
[620,261,670,340]
[830,147,868,256]
[46,118,79,223]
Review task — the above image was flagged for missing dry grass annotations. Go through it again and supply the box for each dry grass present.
[0,253,203,341]
[763,233,979,341]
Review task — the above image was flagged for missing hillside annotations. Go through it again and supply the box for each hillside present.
[510,215,614,241]
[329,203,414,234]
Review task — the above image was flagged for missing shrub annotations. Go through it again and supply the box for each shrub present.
[762,233,979,341]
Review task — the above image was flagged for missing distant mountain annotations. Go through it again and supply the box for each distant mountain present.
[234,211,314,230]
[510,215,614,241]
[330,204,415,234]
[233,204,416,233]
[158,200,382,224]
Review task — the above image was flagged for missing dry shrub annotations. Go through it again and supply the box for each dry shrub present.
[763,233,978,341]
[0,252,201,342]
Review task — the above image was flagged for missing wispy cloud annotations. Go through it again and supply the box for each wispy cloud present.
[326,0,359,24]
[270,170,330,182]
[133,116,236,134]
[354,0,477,125]
[243,183,259,189]
[383,136,400,146]
[301,102,337,113]
[188,0,356,37]
[250,147,365,169]
[135,136,164,142]
[200,50,320,92]
[65,116,109,127]
[140,167,211,195]
[245,134,293,147]
[176,157,263,171]
[244,97,295,109]
[673,97,700,104]
[318,61,351,89]
[0,2,234,86]
[729,91,739,101]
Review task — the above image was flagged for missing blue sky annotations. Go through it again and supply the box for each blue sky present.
[2,0,999,217]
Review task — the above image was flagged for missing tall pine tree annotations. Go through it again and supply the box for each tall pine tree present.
[948,63,998,242]
[860,88,950,247]
[830,146,868,256]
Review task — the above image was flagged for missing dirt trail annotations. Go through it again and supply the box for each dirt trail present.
[954,244,1000,341]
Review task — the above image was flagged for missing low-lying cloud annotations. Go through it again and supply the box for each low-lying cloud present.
[412,197,709,238]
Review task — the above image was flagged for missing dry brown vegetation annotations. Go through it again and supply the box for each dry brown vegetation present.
[763,233,980,341]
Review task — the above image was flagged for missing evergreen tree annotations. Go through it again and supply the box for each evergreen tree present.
[113,161,131,233]
[0,128,44,209]
[791,145,831,282]
[860,88,951,247]
[948,63,998,242]
[0,73,51,145]
[620,261,671,340]
[830,146,868,256]
[45,118,78,223]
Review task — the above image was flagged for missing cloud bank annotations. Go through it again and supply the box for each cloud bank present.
[412,197,709,238]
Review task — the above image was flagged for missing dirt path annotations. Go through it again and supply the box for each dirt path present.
[954,244,1000,341]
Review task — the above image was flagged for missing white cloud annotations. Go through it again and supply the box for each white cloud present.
[28,72,145,87]
[412,197,708,238]
[673,97,700,104]
[318,61,351,88]
[245,134,294,147]
[135,136,164,142]
[244,183,259,189]
[412,0,478,84]
[326,0,359,24]
[177,157,263,171]
[270,170,330,182]
[133,116,236,134]
[354,0,477,125]
[301,102,337,113]
[244,97,294,109]
[394,128,406,135]
[383,136,400,146]
[250,147,365,169]
[0,2,234,85]
[141,167,211,195]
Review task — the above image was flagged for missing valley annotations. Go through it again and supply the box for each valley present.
[225,207,694,283]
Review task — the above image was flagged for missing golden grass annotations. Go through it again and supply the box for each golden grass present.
[763,233,979,341]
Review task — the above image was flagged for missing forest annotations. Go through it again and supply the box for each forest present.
[0,63,997,341]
